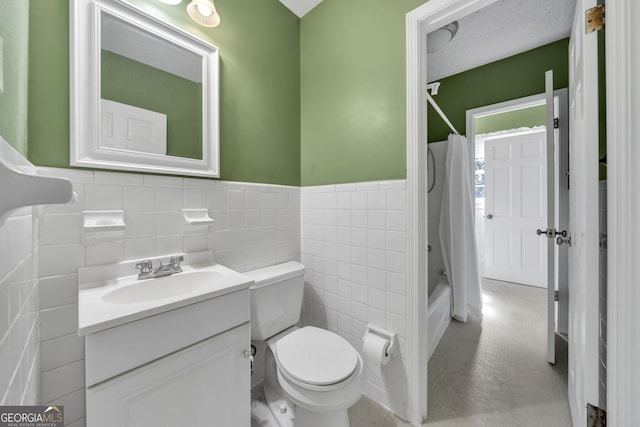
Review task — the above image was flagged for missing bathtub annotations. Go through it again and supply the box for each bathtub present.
[428,274,451,360]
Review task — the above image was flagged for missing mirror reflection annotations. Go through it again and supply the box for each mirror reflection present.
[100,13,203,160]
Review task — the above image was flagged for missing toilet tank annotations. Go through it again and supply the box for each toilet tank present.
[245,261,305,340]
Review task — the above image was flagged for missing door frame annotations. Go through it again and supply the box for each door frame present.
[405,0,503,423]
[407,0,637,425]
[466,94,548,270]
[466,90,569,321]
[606,1,640,425]
[405,0,615,424]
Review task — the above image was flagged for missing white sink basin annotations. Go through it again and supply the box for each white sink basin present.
[102,270,228,304]
[78,261,253,335]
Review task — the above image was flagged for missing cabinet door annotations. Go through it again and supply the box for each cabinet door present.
[87,323,250,427]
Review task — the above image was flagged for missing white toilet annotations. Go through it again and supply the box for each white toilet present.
[246,261,365,427]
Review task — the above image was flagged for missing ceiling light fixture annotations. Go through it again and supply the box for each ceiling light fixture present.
[187,0,221,27]
[427,21,459,53]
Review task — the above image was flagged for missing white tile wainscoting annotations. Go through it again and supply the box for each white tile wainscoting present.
[0,139,40,408]
[300,180,409,415]
[1,135,409,425]
[34,167,301,427]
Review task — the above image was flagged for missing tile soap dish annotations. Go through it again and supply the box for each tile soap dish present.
[84,210,126,231]
[83,210,126,243]
[183,208,215,226]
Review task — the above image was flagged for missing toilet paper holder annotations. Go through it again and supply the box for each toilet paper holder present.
[364,325,396,358]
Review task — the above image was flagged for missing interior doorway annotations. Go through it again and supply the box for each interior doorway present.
[467,92,570,336]
[405,0,578,422]
[477,125,548,287]
[470,98,549,287]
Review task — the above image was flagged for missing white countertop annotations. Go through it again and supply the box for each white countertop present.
[78,263,252,336]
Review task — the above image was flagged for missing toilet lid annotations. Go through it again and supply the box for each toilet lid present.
[275,327,359,386]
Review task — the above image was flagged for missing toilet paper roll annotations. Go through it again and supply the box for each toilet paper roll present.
[363,333,391,383]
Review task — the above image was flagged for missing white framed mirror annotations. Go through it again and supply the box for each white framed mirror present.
[70,0,220,177]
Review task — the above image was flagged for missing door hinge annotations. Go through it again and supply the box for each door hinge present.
[554,118,560,129]
[554,291,559,302]
[587,403,606,426]
[586,4,605,34]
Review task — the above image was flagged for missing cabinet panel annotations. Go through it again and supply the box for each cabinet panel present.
[86,289,249,386]
[87,323,250,427]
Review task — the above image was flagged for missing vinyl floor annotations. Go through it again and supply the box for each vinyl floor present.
[349,278,572,427]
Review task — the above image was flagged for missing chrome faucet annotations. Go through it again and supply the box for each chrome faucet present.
[135,260,152,278]
[135,256,184,280]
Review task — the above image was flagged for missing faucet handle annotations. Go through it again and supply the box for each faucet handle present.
[135,260,152,274]
[170,255,184,272]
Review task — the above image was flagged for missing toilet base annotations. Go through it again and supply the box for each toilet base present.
[260,381,352,427]
[294,406,350,427]
[263,382,294,427]
[261,328,361,427]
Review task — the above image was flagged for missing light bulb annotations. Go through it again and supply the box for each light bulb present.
[197,4,212,16]
[187,0,220,27]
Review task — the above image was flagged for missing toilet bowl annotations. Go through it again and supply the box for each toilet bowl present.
[268,326,365,426]
[246,262,364,427]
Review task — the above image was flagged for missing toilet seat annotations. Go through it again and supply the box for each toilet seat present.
[275,326,359,388]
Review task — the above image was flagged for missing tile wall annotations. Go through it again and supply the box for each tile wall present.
[300,180,408,414]
[36,167,301,427]
[1,151,412,421]
[0,139,40,406]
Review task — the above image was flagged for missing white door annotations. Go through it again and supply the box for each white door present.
[484,128,547,287]
[100,99,167,155]
[568,0,600,425]
[87,324,251,427]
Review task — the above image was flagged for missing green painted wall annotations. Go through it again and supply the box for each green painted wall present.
[28,0,300,186]
[299,3,569,186]
[0,0,30,155]
[101,50,203,160]
[17,2,588,186]
[300,0,427,186]
[475,104,546,135]
[428,39,569,143]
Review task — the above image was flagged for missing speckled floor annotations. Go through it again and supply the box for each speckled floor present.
[349,278,572,427]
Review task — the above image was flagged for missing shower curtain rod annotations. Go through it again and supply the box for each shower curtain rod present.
[426,85,460,136]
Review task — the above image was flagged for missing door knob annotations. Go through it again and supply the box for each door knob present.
[486,214,493,219]
[537,228,567,238]
[556,236,572,247]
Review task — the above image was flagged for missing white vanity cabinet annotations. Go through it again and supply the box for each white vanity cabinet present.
[86,323,250,427]
[83,288,251,427]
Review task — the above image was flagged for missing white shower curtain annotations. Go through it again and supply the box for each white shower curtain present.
[439,134,483,322]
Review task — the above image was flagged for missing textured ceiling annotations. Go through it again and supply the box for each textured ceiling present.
[428,0,577,81]
[278,0,323,17]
